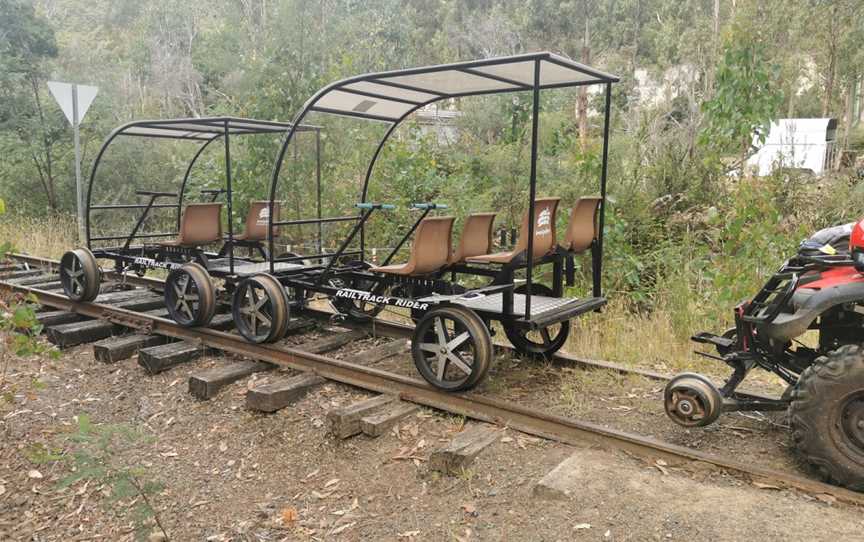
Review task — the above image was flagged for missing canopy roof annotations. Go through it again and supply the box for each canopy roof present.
[115,116,318,141]
[307,52,619,122]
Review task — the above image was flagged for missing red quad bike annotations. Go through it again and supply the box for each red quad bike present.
[665,220,864,490]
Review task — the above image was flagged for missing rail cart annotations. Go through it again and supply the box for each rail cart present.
[60,117,322,329]
[248,52,619,391]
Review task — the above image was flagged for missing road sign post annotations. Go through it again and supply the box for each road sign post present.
[47,81,98,243]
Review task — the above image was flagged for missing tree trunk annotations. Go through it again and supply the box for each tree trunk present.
[577,16,591,152]
[29,75,57,210]
[822,4,838,117]
[705,0,721,99]
[840,81,853,170]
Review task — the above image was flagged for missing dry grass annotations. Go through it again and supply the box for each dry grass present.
[0,213,78,260]
[565,298,714,375]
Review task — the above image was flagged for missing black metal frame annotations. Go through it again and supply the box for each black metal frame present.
[691,254,861,413]
[85,117,321,279]
[259,52,618,330]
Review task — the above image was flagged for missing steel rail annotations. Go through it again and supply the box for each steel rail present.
[7,254,670,381]
[1,260,862,506]
[5,253,774,398]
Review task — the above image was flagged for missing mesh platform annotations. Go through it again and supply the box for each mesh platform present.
[208,260,305,276]
[438,292,578,317]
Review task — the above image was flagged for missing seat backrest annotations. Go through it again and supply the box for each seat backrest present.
[178,203,222,245]
[564,196,602,253]
[242,201,281,241]
[407,216,455,275]
[513,197,560,259]
[452,213,496,263]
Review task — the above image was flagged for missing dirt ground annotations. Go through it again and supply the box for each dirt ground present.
[2,326,863,541]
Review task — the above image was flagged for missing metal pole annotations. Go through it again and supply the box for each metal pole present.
[316,130,323,254]
[224,120,234,274]
[72,84,85,243]
[524,59,541,319]
[595,83,612,299]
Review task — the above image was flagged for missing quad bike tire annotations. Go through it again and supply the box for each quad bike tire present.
[790,344,864,491]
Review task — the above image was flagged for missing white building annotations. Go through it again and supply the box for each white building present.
[746,118,837,176]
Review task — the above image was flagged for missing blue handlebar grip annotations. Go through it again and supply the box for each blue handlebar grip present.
[436,204,449,209]
[355,202,396,210]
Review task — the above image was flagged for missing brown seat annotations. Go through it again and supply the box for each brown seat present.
[370,216,455,276]
[233,201,280,241]
[160,203,222,247]
[562,196,602,253]
[451,212,497,264]
[467,197,560,264]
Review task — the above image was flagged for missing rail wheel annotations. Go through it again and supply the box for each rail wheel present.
[790,345,864,491]
[412,306,492,391]
[232,274,290,344]
[328,261,385,322]
[503,283,569,359]
[164,262,216,327]
[59,248,101,302]
[664,372,723,427]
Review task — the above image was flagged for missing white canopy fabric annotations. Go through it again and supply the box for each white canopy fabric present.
[307,52,618,122]
[116,117,315,140]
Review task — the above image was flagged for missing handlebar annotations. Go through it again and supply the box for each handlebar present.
[201,188,226,195]
[410,203,448,210]
[355,203,395,210]
[136,190,178,198]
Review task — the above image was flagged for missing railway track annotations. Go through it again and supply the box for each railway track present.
[2,252,863,507]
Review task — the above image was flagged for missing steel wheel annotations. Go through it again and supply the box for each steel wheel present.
[412,306,492,391]
[59,248,100,302]
[503,283,569,359]
[232,274,290,344]
[164,262,215,327]
[664,373,723,427]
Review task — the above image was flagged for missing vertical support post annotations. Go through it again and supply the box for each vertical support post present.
[595,83,612,299]
[524,59,541,319]
[72,84,85,243]
[316,129,323,254]
[224,120,234,274]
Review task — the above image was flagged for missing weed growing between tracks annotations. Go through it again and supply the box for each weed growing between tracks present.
[0,291,59,403]
[52,415,168,541]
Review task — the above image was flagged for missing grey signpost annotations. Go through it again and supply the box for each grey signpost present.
[47,81,98,242]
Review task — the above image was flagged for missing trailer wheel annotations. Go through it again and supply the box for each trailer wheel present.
[232,274,290,344]
[59,248,101,302]
[164,262,216,327]
[790,344,864,491]
[412,306,492,391]
[503,284,569,359]
[664,372,723,427]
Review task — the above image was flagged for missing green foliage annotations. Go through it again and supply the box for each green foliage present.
[0,293,58,358]
[55,414,166,541]
[699,35,784,157]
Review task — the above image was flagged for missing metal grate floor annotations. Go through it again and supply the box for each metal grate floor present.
[209,261,305,276]
[442,292,576,316]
